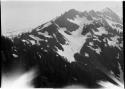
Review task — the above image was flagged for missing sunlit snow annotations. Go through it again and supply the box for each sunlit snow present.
[57,27,91,62]
[85,52,89,57]
[12,54,18,58]
[106,19,123,33]
[29,35,43,45]
[29,40,36,45]
[93,27,108,36]
[38,31,52,38]
[67,15,92,26]
[107,36,121,50]
[88,45,102,54]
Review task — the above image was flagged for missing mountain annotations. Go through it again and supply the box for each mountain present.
[1,8,123,88]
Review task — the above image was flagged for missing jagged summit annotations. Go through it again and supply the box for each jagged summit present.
[2,7,123,88]
[57,8,122,24]
[3,7,122,37]
[67,9,79,13]
[101,7,122,24]
[102,7,114,13]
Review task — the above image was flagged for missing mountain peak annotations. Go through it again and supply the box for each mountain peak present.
[99,7,122,24]
[102,7,113,13]
[89,10,95,13]
[89,10,99,18]
[101,7,119,17]
[66,9,80,16]
[68,9,78,13]
[60,9,80,20]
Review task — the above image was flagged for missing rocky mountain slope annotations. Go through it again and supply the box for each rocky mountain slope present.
[1,8,123,88]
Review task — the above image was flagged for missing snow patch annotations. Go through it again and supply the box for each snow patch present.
[38,31,52,38]
[29,40,35,45]
[106,19,123,33]
[88,46,101,54]
[57,27,90,62]
[45,39,48,42]
[71,24,83,36]
[12,54,18,58]
[22,40,29,44]
[44,49,48,52]
[67,15,92,26]
[89,42,94,46]
[85,52,89,57]
[29,35,43,45]
[107,36,121,50]
[53,33,59,42]
[93,27,108,36]
[93,35,101,42]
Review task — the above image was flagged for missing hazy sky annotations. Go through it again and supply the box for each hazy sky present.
[1,1,123,35]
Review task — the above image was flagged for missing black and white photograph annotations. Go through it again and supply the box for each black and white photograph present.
[1,0,124,88]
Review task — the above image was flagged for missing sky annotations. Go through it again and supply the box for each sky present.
[1,1,123,35]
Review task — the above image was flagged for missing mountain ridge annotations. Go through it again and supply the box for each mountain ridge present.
[2,7,122,36]
[1,7,123,88]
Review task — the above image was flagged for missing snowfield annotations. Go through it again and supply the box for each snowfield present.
[57,27,91,62]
